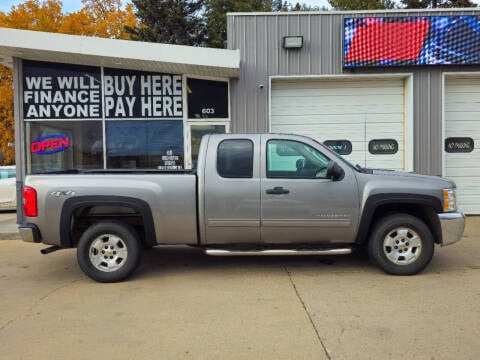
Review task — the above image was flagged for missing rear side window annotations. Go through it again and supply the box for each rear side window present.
[217,140,253,178]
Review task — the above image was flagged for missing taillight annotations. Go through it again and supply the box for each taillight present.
[23,186,38,217]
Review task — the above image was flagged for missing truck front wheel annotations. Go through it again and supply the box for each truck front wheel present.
[77,221,141,282]
[368,214,434,275]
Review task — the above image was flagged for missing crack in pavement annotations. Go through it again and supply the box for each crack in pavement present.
[0,278,81,334]
[283,264,332,360]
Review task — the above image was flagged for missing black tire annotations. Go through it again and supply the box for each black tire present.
[368,214,434,275]
[77,221,141,282]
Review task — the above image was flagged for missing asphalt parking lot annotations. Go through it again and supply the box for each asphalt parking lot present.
[0,215,479,360]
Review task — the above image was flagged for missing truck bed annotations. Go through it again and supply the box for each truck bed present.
[23,173,198,246]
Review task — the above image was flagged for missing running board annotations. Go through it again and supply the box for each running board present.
[204,248,352,256]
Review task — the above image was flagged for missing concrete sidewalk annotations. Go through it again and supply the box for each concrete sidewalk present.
[0,211,19,239]
[0,217,478,359]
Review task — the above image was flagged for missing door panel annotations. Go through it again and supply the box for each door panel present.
[204,134,261,244]
[260,135,360,244]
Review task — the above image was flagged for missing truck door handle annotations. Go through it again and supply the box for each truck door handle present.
[266,186,290,195]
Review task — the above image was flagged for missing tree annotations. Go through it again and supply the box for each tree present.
[328,0,396,10]
[290,3,325,11]
[126,0,206,45]
[0,66,14,165]
[63,0,137,39]
[400,0,476,7]
[0,0,64,31]
[203,0,290,48]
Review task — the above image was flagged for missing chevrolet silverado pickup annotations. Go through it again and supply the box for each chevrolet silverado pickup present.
[19,133,465,282]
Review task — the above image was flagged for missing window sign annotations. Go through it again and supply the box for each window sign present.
[30,134,70,155]
[445,137,474,153]
[23,60,102,120]
[369,139,399,155]
[23,61,186,172]
[104,68,183,119]
[187,78,228,119]
[323,140,352,155]
[106,120,184,169]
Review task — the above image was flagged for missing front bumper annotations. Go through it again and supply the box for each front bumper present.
[438,212,465,247]
[19,224,41,243]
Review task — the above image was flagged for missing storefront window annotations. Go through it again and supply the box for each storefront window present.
[22,61,232,172]
[26,121,103,174]
[106,120,184,169]
[190,124,226,168]
[187,78,228,119]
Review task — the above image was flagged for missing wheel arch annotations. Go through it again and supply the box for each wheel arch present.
[60,196,156,248]
[355,194,443,245]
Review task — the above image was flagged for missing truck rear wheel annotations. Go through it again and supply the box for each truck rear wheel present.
[77,221,141,282]
[368,214,434,275]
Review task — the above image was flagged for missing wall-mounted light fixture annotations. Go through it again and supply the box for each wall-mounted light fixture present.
[282,36,303,49]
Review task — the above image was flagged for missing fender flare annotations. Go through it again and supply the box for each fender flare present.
[355,193,442,244]
[60,196,156,248]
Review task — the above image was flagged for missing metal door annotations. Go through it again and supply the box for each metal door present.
[203,134,261,244]
[260,134,360,244]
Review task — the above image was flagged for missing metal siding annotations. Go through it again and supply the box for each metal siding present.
[228,10,480,175]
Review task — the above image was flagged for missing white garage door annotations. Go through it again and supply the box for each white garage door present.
[445,76,480,214]
[271,78,409,171]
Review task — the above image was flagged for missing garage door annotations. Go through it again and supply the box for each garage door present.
[445,76,480,214]
[271,78,409,171]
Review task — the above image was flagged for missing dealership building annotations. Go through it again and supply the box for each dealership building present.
[1,8,480,213]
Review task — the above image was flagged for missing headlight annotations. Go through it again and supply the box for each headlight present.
[443,188,457,212]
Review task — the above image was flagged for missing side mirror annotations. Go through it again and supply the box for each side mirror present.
[327,160,345,181]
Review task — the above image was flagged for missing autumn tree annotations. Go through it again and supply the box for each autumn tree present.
[0,0,64,31]
[62,0,136,39]
[328,0,395,10]
[0,66,14,165]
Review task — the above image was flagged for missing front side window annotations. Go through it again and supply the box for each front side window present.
[217,139,253,178]
[267,140,330,178]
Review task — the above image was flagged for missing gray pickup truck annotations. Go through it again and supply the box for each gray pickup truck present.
[19,133,465,282]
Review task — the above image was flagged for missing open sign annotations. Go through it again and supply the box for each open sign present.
[31,134,70,155]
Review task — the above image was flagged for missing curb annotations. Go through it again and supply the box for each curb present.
[0,232,21,240]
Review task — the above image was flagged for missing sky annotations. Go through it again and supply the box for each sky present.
[1,0,480,13]
[0,0,84,13]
